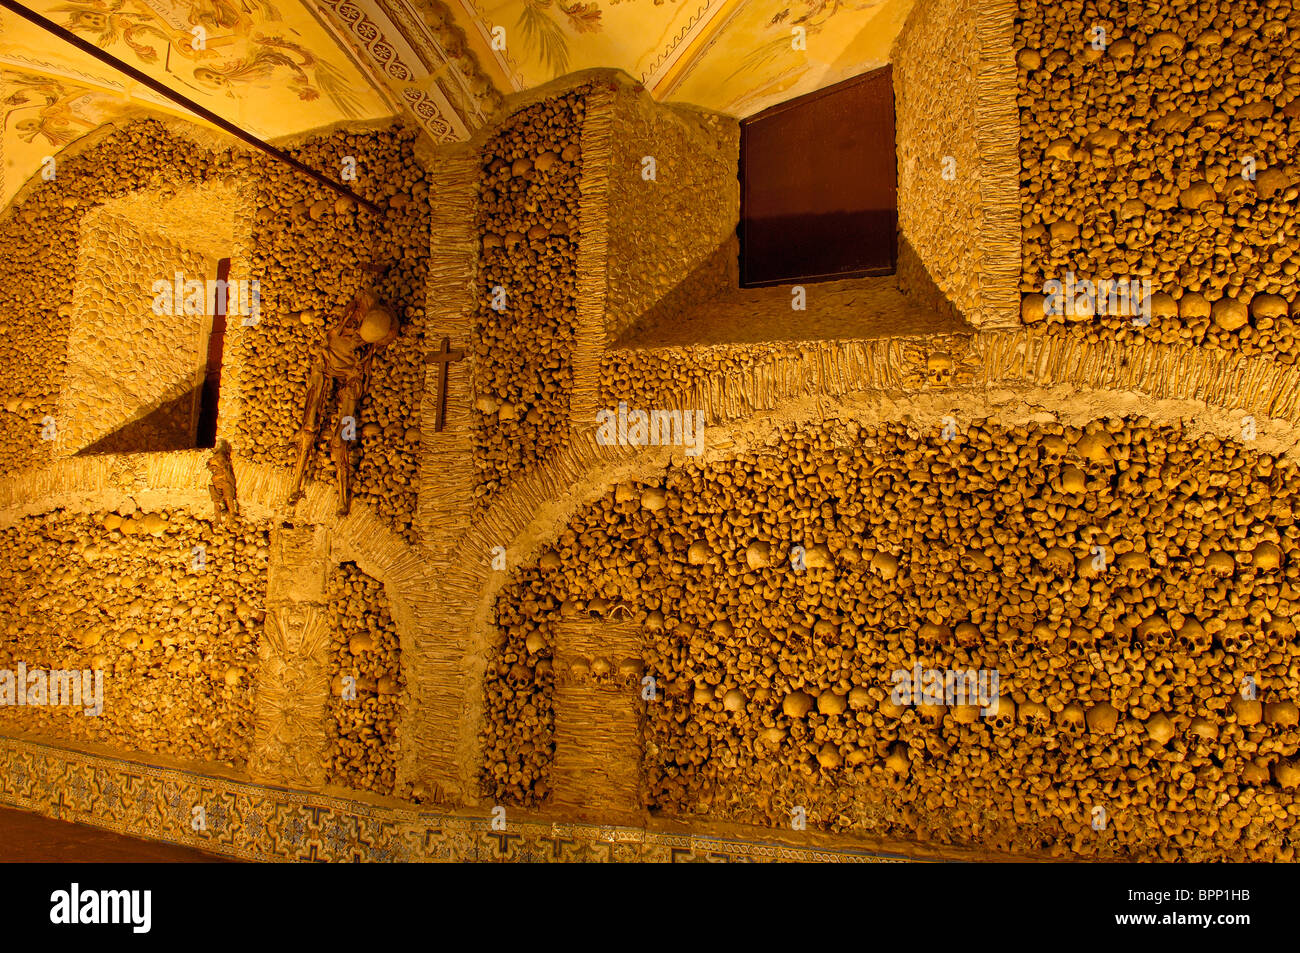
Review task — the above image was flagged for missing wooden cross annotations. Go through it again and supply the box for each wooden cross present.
[427,336,465,432]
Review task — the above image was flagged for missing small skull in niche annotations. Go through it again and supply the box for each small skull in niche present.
[926,352,955,387]
[900,336,978,389]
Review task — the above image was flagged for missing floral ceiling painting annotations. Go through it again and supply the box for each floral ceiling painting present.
[459,0,914,116]
[0,0,394,206]
[2,0,914,207]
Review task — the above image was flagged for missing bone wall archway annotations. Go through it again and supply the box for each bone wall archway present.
[0,452,425,790]
[405,326,1300,804]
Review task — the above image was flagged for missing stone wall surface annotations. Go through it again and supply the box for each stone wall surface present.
[59,210,212,455]
[0,123,241,478]
[894,0,985,324]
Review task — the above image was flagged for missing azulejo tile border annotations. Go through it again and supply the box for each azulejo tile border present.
[0,737,913,863]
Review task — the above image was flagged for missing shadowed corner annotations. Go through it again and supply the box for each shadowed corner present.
[614,222,972,349]
[73,382,207,456]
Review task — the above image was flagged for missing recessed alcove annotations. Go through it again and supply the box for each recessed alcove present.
[599,0,1019,350]
[56,181,253,456]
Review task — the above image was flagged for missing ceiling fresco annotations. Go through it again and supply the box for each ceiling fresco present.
[459,0,913,114]
[0,0,397,206]
[2,0,914,209]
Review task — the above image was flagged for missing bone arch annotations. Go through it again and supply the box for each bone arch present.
[427,372,1300,804]
[0,453,423,654]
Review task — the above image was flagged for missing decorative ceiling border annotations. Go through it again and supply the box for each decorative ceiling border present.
[300,0,408,116]
[314,0,505,141]
[640,0,722,92]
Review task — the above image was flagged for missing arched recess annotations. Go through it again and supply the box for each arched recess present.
[406,327,1300,805]
[0,451,422,643]
[0,452,424,788]
[0,115,260,478]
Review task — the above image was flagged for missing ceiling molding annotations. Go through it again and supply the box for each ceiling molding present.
[454,0,524,93]
[642,0,745,99]
[314,0,506,141]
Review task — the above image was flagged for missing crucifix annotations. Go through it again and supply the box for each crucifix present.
[428,336,465,432]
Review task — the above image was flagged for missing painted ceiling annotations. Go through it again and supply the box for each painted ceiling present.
[1,0,913,208]
[466,0,912,115]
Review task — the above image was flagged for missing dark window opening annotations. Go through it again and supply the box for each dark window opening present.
[738,65,897,287]
[195,257,231,449]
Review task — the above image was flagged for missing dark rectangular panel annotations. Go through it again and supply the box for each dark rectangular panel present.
[195,256,230,449]
[739,65,897,287]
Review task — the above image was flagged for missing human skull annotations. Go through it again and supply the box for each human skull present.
[1176,618,1212,654]
[359,306,395,343]
[1020,700,1051,730]
[917,621,952,650]
[1136,615,1173,649]
[1058,703,1087,735]
[1178,292,1213,322]
[1215,620,1250,655]
[1265,618,1296,642]
[1066,625,1096,654]
[1038,433,1068,464]
[1251,293,1289,325]
[989,697,1017,731]
[926,353,954,387]
[1250,539,1282,571]
[1205,551,1236,576]
[507,661,533,689]
[1148,292,1178,325]
[1108,37,1135,70]
[1222,176,1254,207]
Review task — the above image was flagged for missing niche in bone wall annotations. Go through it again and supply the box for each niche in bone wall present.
[326,561,404,795]
[57,181,251,456]
[549,617,645,824]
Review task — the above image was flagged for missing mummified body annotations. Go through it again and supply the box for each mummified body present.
[207,439,240,525]
[287,284,399,514]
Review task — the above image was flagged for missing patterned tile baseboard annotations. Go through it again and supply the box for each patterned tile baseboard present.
[0,737,915,862]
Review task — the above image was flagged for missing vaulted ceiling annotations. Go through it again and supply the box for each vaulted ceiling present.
[1,0,913,207]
